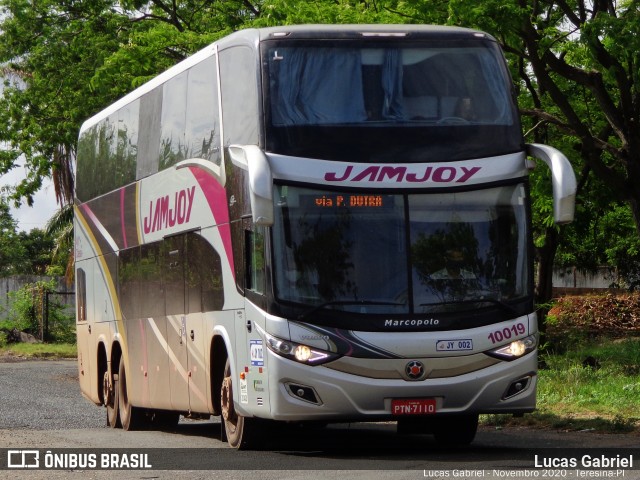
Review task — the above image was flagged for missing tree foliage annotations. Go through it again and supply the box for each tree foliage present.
[0,200,26,275]
[448,0,640,227]
[0,198,62,276]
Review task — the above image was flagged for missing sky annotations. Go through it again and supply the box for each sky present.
[1,160,59,233]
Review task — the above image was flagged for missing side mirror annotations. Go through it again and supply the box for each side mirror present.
[227,145,274,226]
[527,143,577,224]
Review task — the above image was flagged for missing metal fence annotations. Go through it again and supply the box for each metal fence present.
[1,275,75,342]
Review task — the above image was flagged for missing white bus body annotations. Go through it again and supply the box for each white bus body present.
[75,25,576,448]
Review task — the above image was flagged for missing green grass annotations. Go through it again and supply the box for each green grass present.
[0,342,77,359]
[482,338,640,433]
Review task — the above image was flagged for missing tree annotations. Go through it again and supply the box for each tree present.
[0,200,26,275]
[0,0,129,207]
[17,229,55,275]
[439,0,640,306]
[555,183,640,290]
[0,198,61,275]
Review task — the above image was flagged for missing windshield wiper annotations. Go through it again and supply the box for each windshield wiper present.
[297,300,404,321]
[420,298,519,316]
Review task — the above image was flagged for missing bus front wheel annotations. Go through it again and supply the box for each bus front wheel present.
[221,359,259,449]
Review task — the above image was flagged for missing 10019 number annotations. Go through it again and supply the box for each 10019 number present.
[488,322,527,344]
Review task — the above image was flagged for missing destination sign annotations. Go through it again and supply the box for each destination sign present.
[302,194,391,209]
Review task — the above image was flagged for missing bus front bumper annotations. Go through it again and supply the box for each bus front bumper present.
[256,350,537,422]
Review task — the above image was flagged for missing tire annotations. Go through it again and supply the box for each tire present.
[220,358,260,449]
[117,356,145,431]
[432,414,479,446]
[104,369,120,428]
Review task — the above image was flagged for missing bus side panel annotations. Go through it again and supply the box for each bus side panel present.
[185,312,210,413]
[234,301,272,418]
[124,315,186,412]
[121,228,242,414]
[166,314,190,410]
[75,256,97,404]
[144,317,173,411]
[75,212,112,406]
[84,256,120,405]
[205,310,237,410]
[124,318,144,406]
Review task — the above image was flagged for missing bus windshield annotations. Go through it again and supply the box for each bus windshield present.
[263,41,522,162]
[272,184,530,316]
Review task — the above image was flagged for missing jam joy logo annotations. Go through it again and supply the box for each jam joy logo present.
[143,186,196,234]
[324,165,481,184]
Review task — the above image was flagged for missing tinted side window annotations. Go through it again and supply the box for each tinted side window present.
[116,100,139,187]
[139,243,165,318]
[137,87,162,180]
[187,233,225,311]
[220,46,259,146]
[159,72,188,169]
[163,235,185,315]
[76,268,87,321]
[245,227,266,295]
[119,247,140,321]
[186,57,221,165]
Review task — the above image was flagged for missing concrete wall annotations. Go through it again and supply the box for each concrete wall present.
[552,266,619,290]
[0,275,74,318]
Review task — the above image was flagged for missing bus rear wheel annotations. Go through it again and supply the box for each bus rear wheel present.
[104,370,120,428]
[221,359,259,449]
[117,357,145,431]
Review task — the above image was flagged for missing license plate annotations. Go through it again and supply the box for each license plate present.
[391,398,437,415]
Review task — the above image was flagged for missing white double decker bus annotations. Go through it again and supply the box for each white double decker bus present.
[74,24,576,449]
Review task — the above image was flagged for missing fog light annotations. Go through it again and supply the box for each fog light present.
[285,383,322,405]
[503,375,532,399]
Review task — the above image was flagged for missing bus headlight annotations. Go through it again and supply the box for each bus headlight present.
[486,334,537,361]
[265,333,340,365]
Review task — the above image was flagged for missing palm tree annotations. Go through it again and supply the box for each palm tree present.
[46,145,74,286]
[52,144,75,207]
[45,202,73,286]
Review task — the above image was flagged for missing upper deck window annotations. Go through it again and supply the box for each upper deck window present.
[263,40,523,163]
[269,46,512,126]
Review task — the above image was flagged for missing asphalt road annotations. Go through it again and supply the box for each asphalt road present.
[0,359,638,480]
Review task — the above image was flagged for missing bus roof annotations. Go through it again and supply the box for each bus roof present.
[79,24,495,135]
[254,24,491,41]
